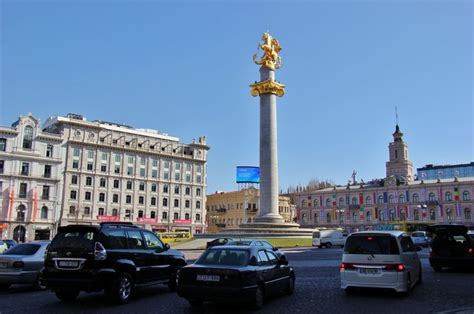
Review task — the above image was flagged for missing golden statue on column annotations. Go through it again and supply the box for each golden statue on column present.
[253,32,282,70]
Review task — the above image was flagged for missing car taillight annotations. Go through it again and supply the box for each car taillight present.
[467,248,473,256]
[340,263,355,271]
[384,264,405,272]
[94,242,107,261]
[12,261,24,268]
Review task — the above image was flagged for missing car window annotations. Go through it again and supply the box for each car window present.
[101,230,128,249]
[127,230,145,249]
[345,235,400,255]
[197,249,249,266]
[400,236,416,252]
[261,241,273,249]
[50,229,97,250]
[265,250,279,265]
[3,244,40,255]
[257,250,270,266]
[412,232,423,237]
[143,232,164,250]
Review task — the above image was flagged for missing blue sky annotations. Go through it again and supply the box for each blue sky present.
[1,0,472,193]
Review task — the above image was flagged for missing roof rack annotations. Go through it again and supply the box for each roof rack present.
[99,222,138,228]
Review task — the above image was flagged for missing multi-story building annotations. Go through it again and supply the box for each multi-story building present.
[417,162,474,180]
[291,124,474,232]
[0,113,63,242]
[43,113,209,234]
[206,187,295,233]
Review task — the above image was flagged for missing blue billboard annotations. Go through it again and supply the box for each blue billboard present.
[236,166,260,183]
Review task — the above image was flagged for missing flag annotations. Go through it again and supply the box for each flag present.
[320,209,324,222]
[438,187,443,201]
[383,192,388,203]
[438,205,444,217]
[455,203,461,217]
[8,185,15,221]
[32,187,38,221]
[454,187,460,201]
[406,205,410,219]
[359,193,364,205]
[406,190,410,203]
[320,196,323,208]
[333,208,336,221]
[373,192,377,205]
[332,194,337,206]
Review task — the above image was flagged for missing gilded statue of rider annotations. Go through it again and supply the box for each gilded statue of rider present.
[253,32,282,70]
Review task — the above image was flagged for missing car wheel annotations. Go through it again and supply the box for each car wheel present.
[286,275,295,295]
[0,284,10,290]
[168,265,183,292]
[109,272,133,304]
[55,289,80,301]
[33,274,48,291]
[433,266,443,272]
[251,285,264,310]
[187,298,203,308]
[325,242,332,249]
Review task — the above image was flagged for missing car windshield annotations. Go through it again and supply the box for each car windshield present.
[227,240,252,246]
[50,229,97,250]
[197,249,250,266]
[3,244,41,255]
[345,235,400,255]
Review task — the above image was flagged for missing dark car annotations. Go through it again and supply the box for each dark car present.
[226,239,285,259]
[206,238,233,249]
[428,224,474,272]
[0,241,50,290]
[177,245,295,309]
[42,223,186,304]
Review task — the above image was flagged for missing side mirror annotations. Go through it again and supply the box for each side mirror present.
[272,247,278,251]
[164,243,170,250]
[415,246,422,252]
[278,257,288,266]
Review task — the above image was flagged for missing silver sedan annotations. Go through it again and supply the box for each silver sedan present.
[0,241,50,290]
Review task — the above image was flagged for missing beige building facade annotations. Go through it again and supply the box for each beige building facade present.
[206,187,295,233]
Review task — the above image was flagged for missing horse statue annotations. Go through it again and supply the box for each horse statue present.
[253,32,282,70]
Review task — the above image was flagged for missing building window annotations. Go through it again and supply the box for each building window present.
[19,183,28,198]
[115,154,121,162]
[126,195,132,204]
[113,180,119,189]
[412,193,419,203]
[174,186,180,194]
[73,148,80,157]
[365,196,372,205]
[84,207,91,215]
[102,152,108,161]
[152,169,158,178]
[430,209,436,220]
[428,193,436,201]
[185,213,190,220]
[151,197,156,206]
[196,188,202,197]
[162,212,168,220]
[114,165,120,174]
[125,209,131,218]
[389,209,395,221]
[325,198,331,207]
[151,183,157,192]
[463,191,470,201]
[99,193,105,202]
[196,175,202,183]
[22,126,33,149]
[87,162,94,171]
[139,196,144,205]
[72,160,79,169]
[42,185,50,200]
[378,195,384,204]
[126,181,132,190]
[196,214,201,222]
[175,172,180,181]
[86,177,92,186]
[150,211,156,219]
[140,157,146,165]
[465,208,471,220]
[0,138,6,151]
[164,172,169,180]
[87,150,94,159]
[0,160,4,173]
[163,184,169,193]
[445,192,452,201]
[100,164,107,172]
[366,211,372,222]
[337,197,343,206]
[399,195,405,204]
[400,210,406,221]
[174,212,179,220]
[446,208,453,221]
[98,208,105,216]
[128,156,134,164]
[41,206,48,219]
[71,175,78,185]
[85,191,92,201]
[21,162,30,176]
[185,200,190,208]
[112,208,118,216]
[127,166,133,176]
[140,168,146,177]
[162,198,168,207]
[46,144,53,157]
[196,201,201,209]
[352,212,358,223]
[139,182,145,191]
[174,199,179,208]
[100,178,106,187]
[313,199,319,207]
[186,174,191,182]
[388,195,394,204]
[69,206,76,215]
[351,197,357,205]
[113,194,119,203]
[138,210,144,218]
[152,159,158,167]
[414,210,420,221]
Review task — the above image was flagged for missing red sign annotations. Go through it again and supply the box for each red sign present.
[97,215,120,222]
[174,219,192,224]
[137,218,157,223]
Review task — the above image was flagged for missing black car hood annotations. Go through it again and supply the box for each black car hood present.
[427,224,468,235]
[167,248,185,258]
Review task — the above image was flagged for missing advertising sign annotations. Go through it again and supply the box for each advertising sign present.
[236,166,260,183]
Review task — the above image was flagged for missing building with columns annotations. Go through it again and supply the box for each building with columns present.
[42,114,209,234]
[291,124,473,232]
[0,113,64,242]
[206,187,295,233]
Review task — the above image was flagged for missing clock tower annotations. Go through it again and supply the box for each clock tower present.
[385,124,414,182]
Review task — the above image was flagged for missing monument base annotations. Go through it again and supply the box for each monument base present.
[222,222,313,236]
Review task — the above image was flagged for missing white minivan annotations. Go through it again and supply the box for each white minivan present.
[312,229,348,248]
[340,231,422,295]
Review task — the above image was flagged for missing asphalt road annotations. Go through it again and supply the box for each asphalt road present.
[1,248,473,314]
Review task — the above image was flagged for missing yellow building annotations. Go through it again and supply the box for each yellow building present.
[206,188,295,233]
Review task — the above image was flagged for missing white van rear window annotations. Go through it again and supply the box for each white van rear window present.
[345,235,400,255]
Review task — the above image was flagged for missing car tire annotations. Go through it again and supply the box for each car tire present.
[168,265,183,292]
[109,272,133,304]
[33,274,48,291]
[251,285,264,310]
[0,284,10,290]
[187,298,203,308]
[286,274,295,295]
[325,242,332,249]
[55,289,80,301]
[433,266,443,272]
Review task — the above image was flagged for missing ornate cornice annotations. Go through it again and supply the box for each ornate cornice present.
[250,79,285,97]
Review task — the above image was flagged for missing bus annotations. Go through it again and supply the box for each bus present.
[374,222,433,233]
[156,231,192,244]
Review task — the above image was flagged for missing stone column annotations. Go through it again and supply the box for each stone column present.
[255,66,285,224]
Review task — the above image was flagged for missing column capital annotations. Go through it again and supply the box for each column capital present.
[250,79,285,97]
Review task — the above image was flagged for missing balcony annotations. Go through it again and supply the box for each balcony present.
[216,208,227,213]
[216,223,226,228]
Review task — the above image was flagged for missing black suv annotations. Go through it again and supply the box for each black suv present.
[42,223,186,304]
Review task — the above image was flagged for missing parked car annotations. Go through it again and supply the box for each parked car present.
[225,239,285,258]
[42,222,187,304]
[206,238,233,249]
[428,224,474,272]
[177,245,295,309]
[340,231,422,295]
[411,231,431,247]
[0,241,50,290]
[3,240,17,249]
[0,241,7,254]
[313,229,348,248]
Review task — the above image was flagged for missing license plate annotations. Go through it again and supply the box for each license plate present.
[58,260,79,268]
[196,274,220,282]
[0,262,7,268]
[359,268,381,275]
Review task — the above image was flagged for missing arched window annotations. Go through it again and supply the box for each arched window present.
[185,213,190,220]
[351,197,358,205]
[326,212,331,223]
[446,208,453,221]
[399,195,405,204]
[325,198,331,207]
[445,192,452,201]
[185,187,191,195]
[365,196,372,205]
[196,188,201,196]
[16,204,26,221]
[313,199,319,207]
[400,209,406,221]
[463,191,470,201]
[301,213,307,224]
[430,209,436,220]
[378,195,384,204]
[428,193,436,201]
[352,212,358,223]
[162,198,168,207]
[379,210,385,221]
[174,199,179,208]
[366,211,372,222]
[301,200,307,208]
[196,201,201,209]
[465,208,471,220]
[388,195,394,204]
[338,211,344,223]
[412,193,419,203]
[314,212,319,224]
[22,126,33,149]
[389,209,395,221]
[40,206,48,219]
[185,200,190,208]
[414,209,420,221]
[338,197,344,206]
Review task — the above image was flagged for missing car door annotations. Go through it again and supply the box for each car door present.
[126,230,149,283]
[265,250,288,293]
[142,231,171,281]
[256,250,276,293]
[399,235,419,284]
